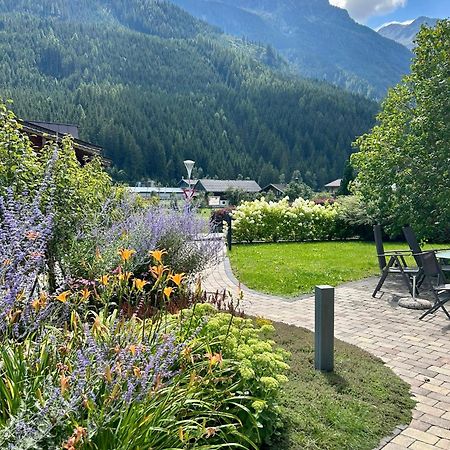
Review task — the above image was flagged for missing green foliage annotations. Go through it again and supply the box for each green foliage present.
[336,159,355,196]
[232,197,337,243]
[283,181,313,201]
[0,1,377,188]
[182,304,290,445]
[225,188,256,206]
[352,20,450,241]
[0,103,43,194]
[333,195,374,240]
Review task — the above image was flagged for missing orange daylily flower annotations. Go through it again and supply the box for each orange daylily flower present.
[207,352,223,367]
[133,278,148,291]
[63,426,86,450]
[80,288,90,301]
[104,365,113,383]
[60,374,70,395]
[129,344,137,356]
[56,291,71,303]
[150,265,166,279]
[26,230,39,240]
[32,292,48,311]
[169,273,185,286]
[149,249,167,263]
[118,270,132,282]
[99,275,109,286]
[92,315,108,335]
[163,286,174,298]
[118,248,136,262]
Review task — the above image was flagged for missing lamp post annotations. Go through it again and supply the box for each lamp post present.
[183,160,195,204]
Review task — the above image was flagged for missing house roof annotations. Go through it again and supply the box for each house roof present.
[261,183,287,193]
[29,122,79,139]
[324,178,342,188]
[178,178,199,186]
[195,179,261,193]
[21,120,104,160]
[128,186,183,194]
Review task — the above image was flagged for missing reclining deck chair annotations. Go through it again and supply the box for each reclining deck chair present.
[417,251,450,320]
[403,226,450,280]
[372,225,419,298]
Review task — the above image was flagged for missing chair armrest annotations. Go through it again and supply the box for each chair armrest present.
[381,250,412,256]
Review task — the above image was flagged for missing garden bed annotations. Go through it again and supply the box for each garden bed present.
[268,321,414,450]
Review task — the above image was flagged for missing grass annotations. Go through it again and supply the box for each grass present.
[228,241,446,297]
[267,321,414,450]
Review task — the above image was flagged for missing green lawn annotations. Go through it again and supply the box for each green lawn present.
[267,321,414,450]
[229,241,445,297]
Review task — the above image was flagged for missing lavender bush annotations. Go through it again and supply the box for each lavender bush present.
[0,156,57,337]
[64,196,222,281]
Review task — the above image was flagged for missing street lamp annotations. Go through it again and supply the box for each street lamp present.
[183,160,195,190]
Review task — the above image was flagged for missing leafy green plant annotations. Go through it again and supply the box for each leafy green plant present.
[352,19,450,241]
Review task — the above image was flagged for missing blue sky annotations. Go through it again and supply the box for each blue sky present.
[329,0,450,29]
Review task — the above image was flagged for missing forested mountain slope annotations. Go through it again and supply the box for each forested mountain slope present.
[170,0,413,99]
[0,0,378,186]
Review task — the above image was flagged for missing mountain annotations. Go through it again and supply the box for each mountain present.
[0,0,378,187]
[168,0,412,99]
[378,17,439,50]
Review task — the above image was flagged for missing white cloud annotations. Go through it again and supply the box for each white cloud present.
[375,19,414,30]
[329,0,407,23]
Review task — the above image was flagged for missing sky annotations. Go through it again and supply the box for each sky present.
[328,0,450,29]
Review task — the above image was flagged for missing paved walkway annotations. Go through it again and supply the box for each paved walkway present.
[202,256,450,450]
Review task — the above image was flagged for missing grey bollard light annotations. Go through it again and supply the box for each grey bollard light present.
[315,285,335,372]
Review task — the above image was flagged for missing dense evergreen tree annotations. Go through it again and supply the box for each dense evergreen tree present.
[0,0,378,187]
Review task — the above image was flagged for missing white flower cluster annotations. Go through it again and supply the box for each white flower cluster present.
[232,197,337,242]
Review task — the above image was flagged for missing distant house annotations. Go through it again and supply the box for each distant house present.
[324,178,342,194]
[194,179,261,207]
[260,183,287,197]
[127,186,185,201]
[178,178,199,189]
[21,120,107,165]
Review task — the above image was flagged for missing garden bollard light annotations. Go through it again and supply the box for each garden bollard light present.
[225,215,232,251]
[315,285,334,372]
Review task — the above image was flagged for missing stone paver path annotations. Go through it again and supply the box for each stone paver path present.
[202,256,450,450]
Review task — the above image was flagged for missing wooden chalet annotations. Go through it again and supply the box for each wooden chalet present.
[20,120,107,165]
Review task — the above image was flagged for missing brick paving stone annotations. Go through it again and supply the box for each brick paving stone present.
[201,255,450,450]
[391,434,415,447]
[436,439,450,449]
[410,441,442,450]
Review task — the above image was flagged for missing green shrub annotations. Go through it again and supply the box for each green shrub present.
[333,195,374,240]
[182,304,290,445]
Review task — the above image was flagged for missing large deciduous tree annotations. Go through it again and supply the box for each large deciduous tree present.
[352,20,450,241]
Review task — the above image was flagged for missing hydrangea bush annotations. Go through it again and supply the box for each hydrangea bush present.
[232,197,337,243]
